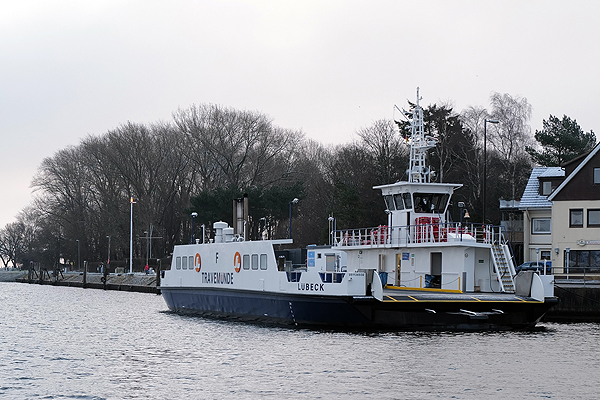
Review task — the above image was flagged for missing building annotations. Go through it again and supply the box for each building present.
[521,143,600,273]
[520,167,565,265]
[548,144,600,273]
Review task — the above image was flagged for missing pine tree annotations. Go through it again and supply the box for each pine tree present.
[526,115,596,166]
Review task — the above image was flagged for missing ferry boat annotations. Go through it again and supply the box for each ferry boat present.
[160,89,557,330]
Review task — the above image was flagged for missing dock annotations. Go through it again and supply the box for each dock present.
[2,270,159,294]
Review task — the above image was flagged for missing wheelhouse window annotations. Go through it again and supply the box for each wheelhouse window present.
[393,194,405,210]
[412,193,449,213]
[588,209,600,227]
[532,218,551,234]
[570,209,584,227]
[403,193,413,209]
[176,257,181,270]
[384,195,395,211]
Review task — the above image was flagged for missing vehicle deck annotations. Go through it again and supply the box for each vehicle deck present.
[381,286,542,303]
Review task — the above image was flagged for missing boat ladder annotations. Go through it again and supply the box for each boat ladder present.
[491,243,515,293]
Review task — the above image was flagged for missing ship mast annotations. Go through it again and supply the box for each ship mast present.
[407,88,436,183]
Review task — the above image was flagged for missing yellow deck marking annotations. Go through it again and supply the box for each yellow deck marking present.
[385,285,463,294]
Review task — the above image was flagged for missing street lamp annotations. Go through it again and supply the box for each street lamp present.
[483,118,499,224]
[288,198,299,239]
[328,215,336,245]
[76,239,80,271]
[190,212,198,244]
[129,197,136,274]
[106,235,111,273]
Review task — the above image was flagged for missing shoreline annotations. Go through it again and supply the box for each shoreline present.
[1,270,159,294]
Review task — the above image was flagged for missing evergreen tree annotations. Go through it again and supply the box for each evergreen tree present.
[526,114,596,166]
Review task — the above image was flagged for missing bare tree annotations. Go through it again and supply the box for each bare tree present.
[173,104,303,190]
[356,119,408,184]
[488,92,534,200]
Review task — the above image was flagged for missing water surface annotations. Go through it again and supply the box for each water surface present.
[0,283,598,399]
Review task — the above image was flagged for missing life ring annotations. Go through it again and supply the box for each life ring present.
[195,253,201,272]
[234,251,241,273]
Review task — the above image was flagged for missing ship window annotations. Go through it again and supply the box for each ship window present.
[243,254,250,270]
[251,254,259,270]
[189,256,194,270]
[286,271,302,282]
[176,257,181,270]
[393,194,405,210]
[595,168,600,184]
[403,193,413,209]
[432,194,449,212]
[413,193,449,214]
[384,195,395,211]
[182,256,187,270]
[260,254,268,270]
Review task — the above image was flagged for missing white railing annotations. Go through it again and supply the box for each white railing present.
[333,222,507,248]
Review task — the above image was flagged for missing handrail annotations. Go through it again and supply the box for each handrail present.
[333,222,507,248]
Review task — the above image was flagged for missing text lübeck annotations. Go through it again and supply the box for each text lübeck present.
[297,283,325,291]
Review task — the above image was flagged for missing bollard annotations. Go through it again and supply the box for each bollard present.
[155,259,162,295]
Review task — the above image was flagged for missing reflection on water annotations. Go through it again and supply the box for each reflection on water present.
[0,283,598,399]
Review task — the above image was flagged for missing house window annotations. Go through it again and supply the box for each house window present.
[570,209,584,227]
[588,209,600,227]
[565,250,600,272]
[541,251,551,260]
[532,218,551,234]
[541,181,552,195]
[594,168,600,184]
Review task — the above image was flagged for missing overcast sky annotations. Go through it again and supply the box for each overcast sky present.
[1,0,598,228]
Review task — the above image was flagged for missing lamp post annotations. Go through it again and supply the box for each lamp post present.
[129,197,135,274]
[288,198,299,239]
[328,215,336,245]
[190,212,198,244]
[483,119,499,224]
[76,239,80,271]
[565,247,570,279]
[106,235,111,273]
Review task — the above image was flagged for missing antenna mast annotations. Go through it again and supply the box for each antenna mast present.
[407,87,435,183]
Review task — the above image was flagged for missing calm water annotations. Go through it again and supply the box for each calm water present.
[0,283,598,400]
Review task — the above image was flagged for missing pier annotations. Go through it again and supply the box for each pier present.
[2,270,159,294]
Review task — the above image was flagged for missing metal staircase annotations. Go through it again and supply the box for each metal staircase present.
[491,243,515,293]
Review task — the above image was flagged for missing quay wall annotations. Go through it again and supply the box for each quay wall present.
[544,283,600,322]
[3,271,159,294]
